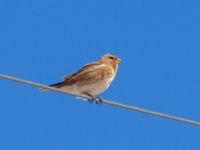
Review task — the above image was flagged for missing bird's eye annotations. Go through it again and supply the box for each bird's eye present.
[109,56,114,60]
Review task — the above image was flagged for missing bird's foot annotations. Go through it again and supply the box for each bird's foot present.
[95,97,103,104]
[88,96,95,103]
[83,93,103,104]
[83,92,96,103]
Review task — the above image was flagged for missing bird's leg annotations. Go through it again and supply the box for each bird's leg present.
[83,92,103,104]
[83,92,96,103]
[95,97,103,104]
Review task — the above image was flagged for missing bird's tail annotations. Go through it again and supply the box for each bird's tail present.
[40,81,65,91]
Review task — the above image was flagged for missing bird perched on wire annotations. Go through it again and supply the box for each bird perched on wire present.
[42,53,121,103]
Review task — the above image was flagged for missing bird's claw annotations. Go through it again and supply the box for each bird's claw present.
[89,96,103,104]
[83,92,103,104]
[88,96,95,103]
[95,97,103,104]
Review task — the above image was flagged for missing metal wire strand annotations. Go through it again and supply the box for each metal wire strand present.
[1,74,200,127]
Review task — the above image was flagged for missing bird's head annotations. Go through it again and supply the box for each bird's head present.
[99,53,121,70]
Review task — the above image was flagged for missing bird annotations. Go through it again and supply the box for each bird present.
[43,53,121,103]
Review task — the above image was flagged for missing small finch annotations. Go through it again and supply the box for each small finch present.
[44,53,121,102]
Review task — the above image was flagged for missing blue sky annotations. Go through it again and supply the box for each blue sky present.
[1,0,200,149]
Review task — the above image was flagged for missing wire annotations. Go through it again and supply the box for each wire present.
[1,73,200,127]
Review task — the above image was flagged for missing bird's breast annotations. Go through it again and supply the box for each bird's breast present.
[75,76,115,95]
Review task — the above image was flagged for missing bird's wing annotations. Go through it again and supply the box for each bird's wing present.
[63,61,108,85]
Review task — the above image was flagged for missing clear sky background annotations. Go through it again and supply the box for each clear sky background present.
[1,0,200,149]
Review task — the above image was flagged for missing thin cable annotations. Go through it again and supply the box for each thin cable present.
[1,73,200,127]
